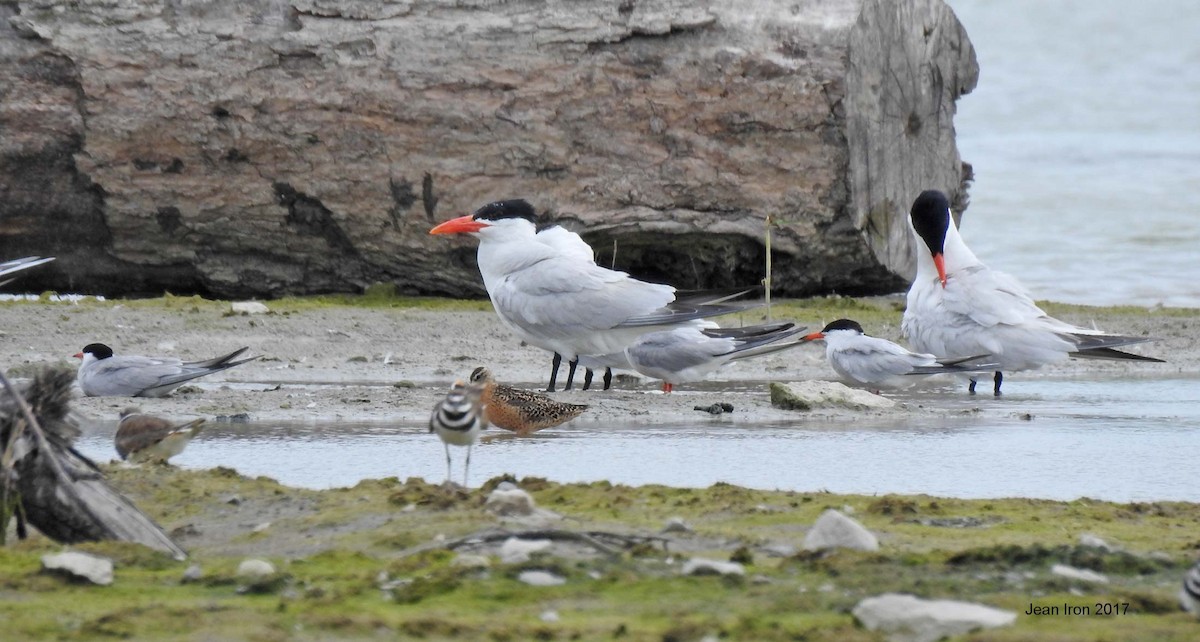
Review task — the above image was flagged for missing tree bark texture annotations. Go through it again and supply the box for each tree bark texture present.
[0,0,977,298]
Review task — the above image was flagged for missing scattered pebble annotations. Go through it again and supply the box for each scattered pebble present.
[518,570,566,586]
[1050,564,1109,584]
[661,517,692,534]
[540,610,561,623]
[499,537,552,564]
[252,522,271,533]
[1078,533,1116,551]
[803,509,879,552]
[682,558,745,577]
[182,564,204,583]
[485,486,536,516]
[853,593,1016,642]
[693,402,734,415]
[223,494,243,505]
[41,552,114,586]
[452,554,491,569]
[236,559,276,578]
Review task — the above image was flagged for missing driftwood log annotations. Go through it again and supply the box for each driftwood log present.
[0,367,186,559]
[0,0,976,298]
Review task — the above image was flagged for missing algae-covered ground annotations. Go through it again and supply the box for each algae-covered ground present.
[1,293,1198,640]
[2,467,1199,641]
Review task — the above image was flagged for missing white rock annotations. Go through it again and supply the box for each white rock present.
[182,564,204,582]
[761,543,798,558]
[499,537,552,564]
[1078,533,1115,551]
[236,559,276,578]
[452,554,491,569]
[540,609,561,622]
[485,487,536,516]
[1050,564,1109,584]
[803,509,879,552]
[770,380,896,411]
[518,570,566,586]
[661,517,692,533]
[231,301,270,314]
[681,558,745,577]
[852,593,1016,642]
[252,522,271,533]
[41,552,114,586]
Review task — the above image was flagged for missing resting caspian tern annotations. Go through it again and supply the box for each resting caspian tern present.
[802,319,995,391]
[431,199,756,392]
[624,322,807,392]
[902,189,1164,395]
[0,256,55,286]
[115,408,206,463]
[428,379,488,486]
[74,343,260,397]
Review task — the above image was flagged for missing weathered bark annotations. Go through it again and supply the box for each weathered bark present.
[0,0,976,298]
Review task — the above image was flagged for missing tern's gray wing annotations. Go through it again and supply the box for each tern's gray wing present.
[491,257,676,334]
[626,328,735,373]
[81,355,186,397]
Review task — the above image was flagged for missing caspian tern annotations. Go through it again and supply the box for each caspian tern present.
[74,343,260,397]
[802,319,995,390]
[534,223,613,390]
[0,256,55,286]
[115,407,206,463]
[903,189,1164,395]
[429,379,488,486]
[468,367,587,435]
[431,199,757,391]
[624,322,807,392]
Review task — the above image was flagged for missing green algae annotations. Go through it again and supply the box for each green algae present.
[3,467,1197,641]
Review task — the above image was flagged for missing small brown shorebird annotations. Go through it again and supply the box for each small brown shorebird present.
[115,407,206,464]
[469,367,587,436]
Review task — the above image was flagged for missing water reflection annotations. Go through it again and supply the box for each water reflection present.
[74,376,1200,503]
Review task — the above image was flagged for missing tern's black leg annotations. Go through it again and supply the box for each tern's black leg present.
[546,353,562,392]
[968,378,978,395]
[602,367,612,391]
[563,358,579,391]
[993,371,1003,396]
[582,368,594,391]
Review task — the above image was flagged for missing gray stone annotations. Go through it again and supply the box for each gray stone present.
[681,558,745,577]
[1050,564,1109,584]
[2,0,975,299]
[770,381,896,412]
[451,554,492,569]
[803,509,879,552]
[499,537,552,564]
[182,564,204,582]
[231,301,270,315]
[852,593,1016,642]
[485,487,536,517]
[236,559,276,578]
[518,570,566,587]
[661,517,692,534]
[41,551,114,586]
[1078,533,1116,551]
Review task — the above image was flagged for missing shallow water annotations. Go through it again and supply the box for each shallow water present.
[946,0,1200,307]
[75,375,1200,503]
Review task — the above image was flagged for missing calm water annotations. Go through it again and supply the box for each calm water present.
[75,375,1200,502]
[947,0,1200,307]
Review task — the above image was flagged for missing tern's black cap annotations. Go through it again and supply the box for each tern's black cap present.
[910,190,952,256]
[472,199,537,224]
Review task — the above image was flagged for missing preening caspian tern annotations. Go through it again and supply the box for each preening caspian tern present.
[624,322,807,392]
[430,199,756,391]
[74,343,260,397]
[902,189,1164,395]
[115,408,205,463]
[428,379,488,486]
[803,319,995,390]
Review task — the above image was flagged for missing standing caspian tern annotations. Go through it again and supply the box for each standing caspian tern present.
[624,322,807,392]
[902,189,1164,395]
[431,199,757,391]
[74,343,260,397]
[802,319,995,391]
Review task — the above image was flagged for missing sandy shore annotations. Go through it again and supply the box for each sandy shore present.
[0,296,1193,428]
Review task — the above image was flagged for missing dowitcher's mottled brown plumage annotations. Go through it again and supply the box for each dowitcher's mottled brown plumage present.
[469,367,587,435]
